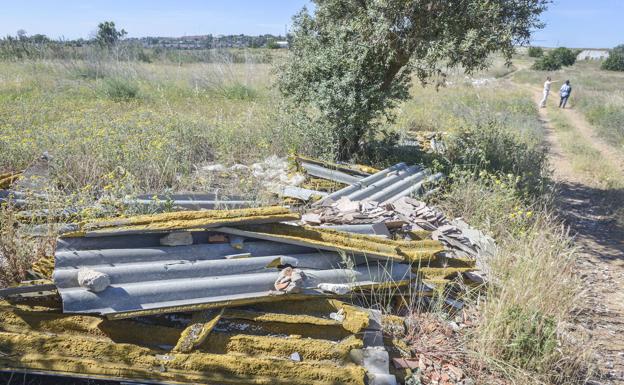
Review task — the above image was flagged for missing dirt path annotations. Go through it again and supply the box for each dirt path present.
[559,104,624,173]
[536,92,624,384]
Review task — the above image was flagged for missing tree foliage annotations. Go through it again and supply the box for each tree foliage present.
[549,47,577,66]
[528,46,544,57]
[602,51,624,71]
[532,46,576,71]
[96,21,127,48]
[278,0,549,160]
[611,44,624,56]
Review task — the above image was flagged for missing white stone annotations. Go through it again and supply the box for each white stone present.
[318,283,351,295]
[335,197,360,213]
[77,269,110,293]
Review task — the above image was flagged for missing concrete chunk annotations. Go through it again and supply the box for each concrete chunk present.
[160,232,193,246]
[77,269,110,293]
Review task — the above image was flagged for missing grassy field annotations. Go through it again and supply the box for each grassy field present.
[0,51,605,384]
[0,58,296,193]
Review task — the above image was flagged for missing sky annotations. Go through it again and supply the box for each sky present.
[0,0,622,48]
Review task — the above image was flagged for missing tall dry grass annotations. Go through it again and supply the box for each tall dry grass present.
[437,174,592,384]
[0,205,55,287]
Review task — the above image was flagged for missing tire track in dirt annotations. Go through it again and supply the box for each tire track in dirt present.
[535,91,624,385]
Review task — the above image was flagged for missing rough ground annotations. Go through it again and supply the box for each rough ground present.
[537,93,624,384]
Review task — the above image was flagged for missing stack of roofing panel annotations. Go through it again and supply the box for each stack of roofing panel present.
[317,163,444,206]
[0,296,393,385]
[51,206,435,319]
[3,205,431,384]
[54,230,413,318]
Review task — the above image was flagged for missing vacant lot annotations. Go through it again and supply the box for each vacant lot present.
[3,50,621,384]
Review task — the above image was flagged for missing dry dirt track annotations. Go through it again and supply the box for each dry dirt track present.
[536,92,624,384]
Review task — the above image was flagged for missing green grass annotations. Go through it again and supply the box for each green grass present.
[548,108,624,189]
[0,59,303,192]
[512,59,624,148]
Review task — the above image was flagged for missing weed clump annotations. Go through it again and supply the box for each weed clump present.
[0,205,54,287]
[221,83,257,100]
[445,121,548,195]
[101,77,140,101]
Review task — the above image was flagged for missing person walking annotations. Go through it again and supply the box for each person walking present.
[539,76,553,108]
[559,80,572,108]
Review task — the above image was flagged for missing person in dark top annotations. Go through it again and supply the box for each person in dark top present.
[559,80,572,108]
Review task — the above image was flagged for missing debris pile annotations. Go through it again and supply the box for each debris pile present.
[0,155,495,385]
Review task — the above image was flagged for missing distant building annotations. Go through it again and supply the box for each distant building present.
[136,34,286,50]
[577,49,610,61]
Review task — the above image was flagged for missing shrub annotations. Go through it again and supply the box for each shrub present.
[221,83,258,100]
[444,121,548,195]
[101,77,140,101]
[531,54,562,70]
[137,49,152,63]
[550,47,577,66]
[602,52,624,71]
[612,43,624,56]
[527,46,543,57]
[531,47,577,71]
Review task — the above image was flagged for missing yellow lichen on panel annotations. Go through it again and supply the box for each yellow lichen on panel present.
[174,309,223,353]
[0,302,181,346]
[419,267,475,279]
[223,309,340,326]
[200,333,362,362]
[0,331,366,385]
[301,177,346,192]
[405,230,433,240]
[382,314,406,335]
[223,318,351,341]
[84,206,295,231]
[0,171,22,189]
[30,255,55,279]
[327,300,371,334]
[236,223,444,262]
[293,155,378,176]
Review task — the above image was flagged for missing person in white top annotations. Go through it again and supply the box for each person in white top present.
[539,76,553,108]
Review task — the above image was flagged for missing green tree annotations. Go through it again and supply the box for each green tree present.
[549,47,576,66]
[528,46,544,57]
[602,51,624,71]
[266,38,280,49]
[278,1,549,161]
[30,34,49,44]
[96,21,127,47]
[610,44,624,56]
[531,47,577,71]
[532,54,562,70]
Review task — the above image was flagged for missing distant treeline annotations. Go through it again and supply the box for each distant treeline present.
[0,32,287,63]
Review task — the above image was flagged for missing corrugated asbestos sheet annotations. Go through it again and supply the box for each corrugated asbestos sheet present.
[0,297,384,385]
[318,163,444,205]
[54,229,414,318]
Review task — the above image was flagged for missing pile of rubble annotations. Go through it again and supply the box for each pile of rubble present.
[0,155,495,385]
